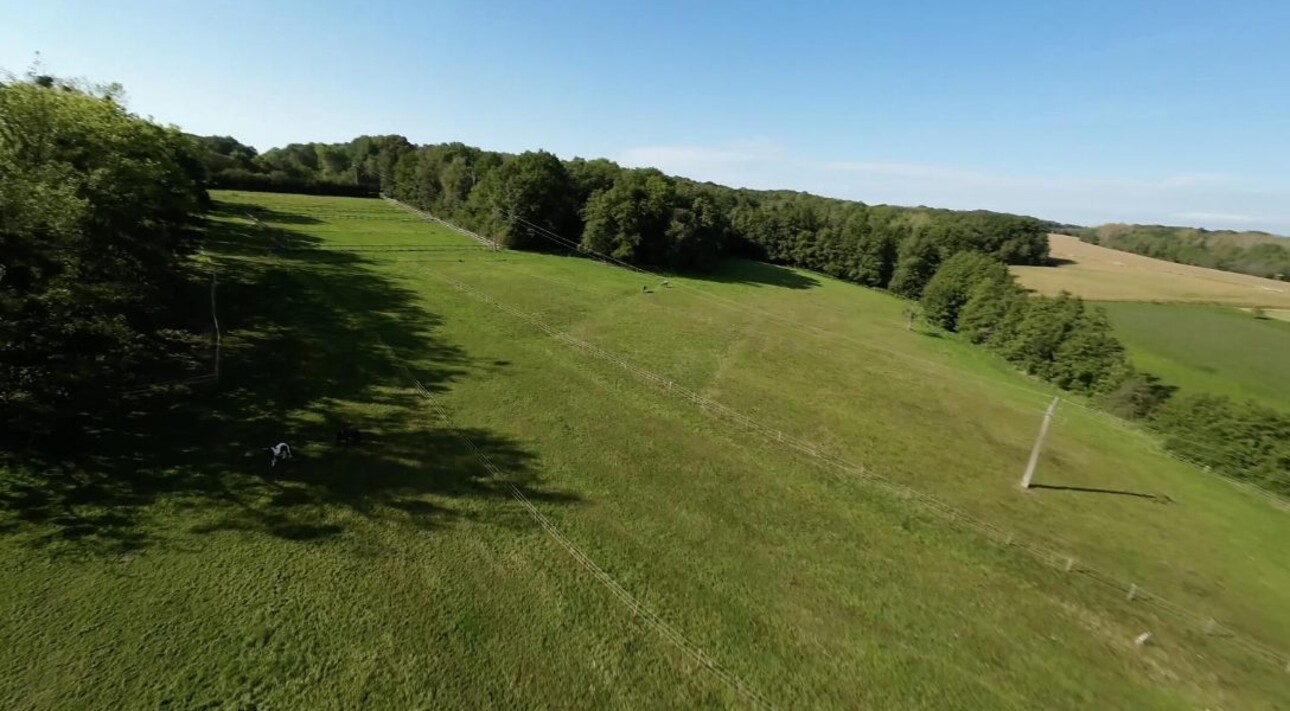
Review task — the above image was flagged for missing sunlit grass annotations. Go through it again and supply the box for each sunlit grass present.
[3,192,1288,709]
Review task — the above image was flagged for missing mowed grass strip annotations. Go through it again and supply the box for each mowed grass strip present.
[275,192,1290,695]
[2,191,1288,709]
[221,193,1290,696]
[1012,233,1290,307]
[396,229,1290,653]
[212,193,1290,699]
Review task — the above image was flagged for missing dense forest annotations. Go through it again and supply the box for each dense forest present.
[1,76,209,443]
[196,134,1052,291]
[1,77,1283,494]
[1079,223,1290,281]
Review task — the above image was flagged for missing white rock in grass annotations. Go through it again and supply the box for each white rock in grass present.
[1134,632,1152,647]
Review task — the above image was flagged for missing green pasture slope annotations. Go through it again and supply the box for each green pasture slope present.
[3,192,1290,709]
[1102,302,1290,412]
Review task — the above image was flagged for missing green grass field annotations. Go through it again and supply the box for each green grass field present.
[1102,302,1290,412]
[3,192,1290,709]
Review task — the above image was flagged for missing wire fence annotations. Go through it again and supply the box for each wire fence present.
[121,269,222,396]
[405,375,773,708]
[382,195,500,250]
[418,267,1290,673]
[187,197,1290,677]
[499,213,1290,513]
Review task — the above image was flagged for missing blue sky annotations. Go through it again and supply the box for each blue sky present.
[4,0,1289,231]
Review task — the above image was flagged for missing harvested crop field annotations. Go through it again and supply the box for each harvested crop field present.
[1011,234,1290,307]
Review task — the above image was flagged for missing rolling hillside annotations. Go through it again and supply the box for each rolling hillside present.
[4,193,1289,709]
[1012,234,1290,307]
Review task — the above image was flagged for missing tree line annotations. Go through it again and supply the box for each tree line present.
[1,75,209,444]
[1077,223,1290,282]
[915,252,1288,493]
[199,132,1286,494]
[196,134,1053,290]
[5,81,1282,494]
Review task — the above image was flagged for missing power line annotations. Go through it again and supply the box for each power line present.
[509,214,1068,405]
[502,214,1290,509]
[417,267,1290,670]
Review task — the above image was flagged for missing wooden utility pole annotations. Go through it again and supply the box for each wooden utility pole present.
[210,271,221,383]
[1020,397,1059,489]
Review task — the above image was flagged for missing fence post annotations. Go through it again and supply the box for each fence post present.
[210,271,221,383]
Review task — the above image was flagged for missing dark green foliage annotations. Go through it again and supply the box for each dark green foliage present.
[1154,394,1290,493]
[581,169,675,263]
[919,252,1010,330]
[1047,307,1130,393]
[193,131,1050,280]
[664,183,733,270]
[566,157,622,206]
[466,151,578,249]
[888,232,941,297]
[193,134,412,197]
[1099,372,1176,420]
[958,277,1026,345]
[0,76,207,440]
[992,294,1128,393]
[724,197,1046,295]
[919,251,1130,395]
[1083,223,1290,281]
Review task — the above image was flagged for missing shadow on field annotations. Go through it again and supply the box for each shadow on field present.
[1043,257,1077,267]
[705,259,820,290]
[1030,483,1170,503]
[0,199,573,556]
[209,200,324,226]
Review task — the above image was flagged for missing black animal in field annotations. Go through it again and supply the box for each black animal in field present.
[335,426,364,445]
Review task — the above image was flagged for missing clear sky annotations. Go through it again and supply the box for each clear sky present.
[4,0,1289,232]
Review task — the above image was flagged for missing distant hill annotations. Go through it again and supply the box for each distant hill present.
[1011,234,1290,308]
[1077,223,1290,282]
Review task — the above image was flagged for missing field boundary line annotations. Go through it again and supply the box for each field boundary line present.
[421,267,1290,671]
[382,196,500,250]
[399,373,773,708]
[498,213,1290,512]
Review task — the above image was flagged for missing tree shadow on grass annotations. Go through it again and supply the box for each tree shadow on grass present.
[0,199,575,557]
[1042,257,1077,267]
[208,200,324,226]
[199,216,322,255]
[702,259,821,289]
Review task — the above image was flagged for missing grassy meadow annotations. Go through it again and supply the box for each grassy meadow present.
[1012,234,1290,307]
[3,192,1290,709]
[1102,302,1290,411]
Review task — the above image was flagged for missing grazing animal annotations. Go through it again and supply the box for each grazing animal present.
[267,442,292,467]
[335,426,363,445]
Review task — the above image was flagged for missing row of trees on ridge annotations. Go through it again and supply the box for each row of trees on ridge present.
[4,78,1282,493]
[1076,223,1290,282]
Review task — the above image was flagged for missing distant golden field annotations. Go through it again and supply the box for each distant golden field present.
[1011,234,1290,307]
